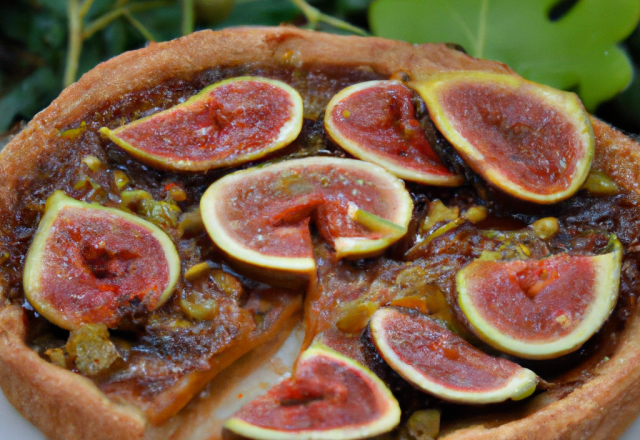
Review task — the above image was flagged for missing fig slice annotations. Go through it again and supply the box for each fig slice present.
[23,191,180,330]
[324,80,463,186]
[200,157,413,282]
[456,238,622,359]
[368,307,537,404]
[100,76,303,171]
[224,344,401,440]
[412,72,594,203]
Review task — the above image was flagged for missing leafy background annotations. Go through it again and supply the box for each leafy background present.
[1,0,639,134]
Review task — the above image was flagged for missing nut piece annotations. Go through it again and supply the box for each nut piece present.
[412,72,594,204]
[66,323,120,376]
[100,77,304,171]
[23,191,181,330]
[532,217,560,239]
[225,344,401,440]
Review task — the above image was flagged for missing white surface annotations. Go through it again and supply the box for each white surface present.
[1,382,640,439]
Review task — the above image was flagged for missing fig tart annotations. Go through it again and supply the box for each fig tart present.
[1,26,640,440]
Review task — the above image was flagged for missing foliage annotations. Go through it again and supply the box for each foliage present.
[0,0,367,132]
[369,0,640,111]
[1,0,640,133]
[597,25,640,133]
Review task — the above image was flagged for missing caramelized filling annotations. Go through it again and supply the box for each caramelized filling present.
[0,64,638,432]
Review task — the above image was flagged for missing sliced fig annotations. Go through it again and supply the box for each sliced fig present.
[23,191,180,330]
[224,344,401,440]
[456,238,622,359]
[368,307,537,404]
[324,80,463,186]
[100,76,303,171]
[412,72,594,203]
[200,157,413,282]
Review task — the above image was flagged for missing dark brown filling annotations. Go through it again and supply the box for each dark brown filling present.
[0,64,639,433]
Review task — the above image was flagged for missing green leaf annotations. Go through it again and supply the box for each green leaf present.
[36,0,69,17]
[133,2,182,42]
[0,4,32,42]
[211,0,299,29]
[0,67,59,132]
[369,0,640,110]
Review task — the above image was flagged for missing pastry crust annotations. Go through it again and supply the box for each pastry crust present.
[1,26,639,440]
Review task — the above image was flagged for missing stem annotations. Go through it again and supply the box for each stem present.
[181,0,195,36]
[316,11,368,36]
[476,0,489,58]
[289,0,320,25]
[79,0,95,19]
[82,1,170,39]
[64,0,83,87]
[124,11,156,42]
[288,0,368,36]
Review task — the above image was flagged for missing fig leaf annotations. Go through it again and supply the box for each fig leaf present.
[369,0,640,111]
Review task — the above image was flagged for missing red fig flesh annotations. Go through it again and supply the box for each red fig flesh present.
[325,80,462,186]
[23,191,180,330]
[369,307,537,403]
[100,77,303,171]
[457,238,622,359]
[413,72,594,203]
[225,344,400,440]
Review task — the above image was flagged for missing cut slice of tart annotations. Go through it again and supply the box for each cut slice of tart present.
[99,287,302,425]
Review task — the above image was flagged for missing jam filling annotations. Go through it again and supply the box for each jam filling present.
[0,64,638,431]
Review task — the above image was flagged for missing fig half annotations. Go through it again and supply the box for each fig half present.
[412,72,594,204]
[224,344,401,440]
[100,76,303,171]
[324,80,463,186]
[23,191,180,330]
[456,238,622,359]
[200,157,413,283]
[368,307,537,404]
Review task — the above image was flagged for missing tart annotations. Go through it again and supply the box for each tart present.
[1,26,640,440]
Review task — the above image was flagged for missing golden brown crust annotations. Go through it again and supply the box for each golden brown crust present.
[0,306,146,440]
[0,26,639,440]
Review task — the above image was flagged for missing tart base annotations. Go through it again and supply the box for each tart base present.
[0,26,639,440]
